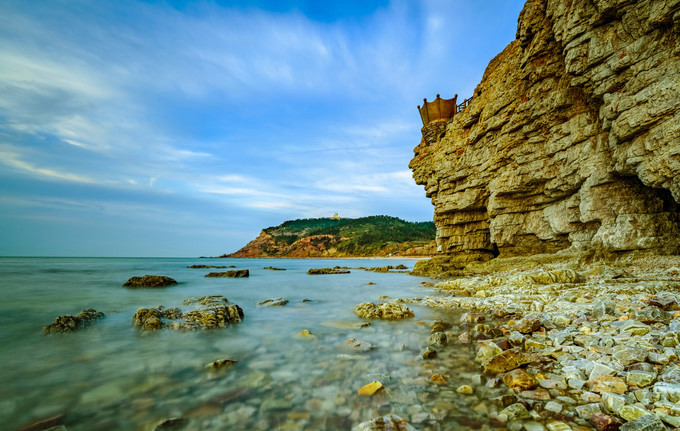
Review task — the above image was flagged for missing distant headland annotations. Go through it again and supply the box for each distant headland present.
[211,215,436,258]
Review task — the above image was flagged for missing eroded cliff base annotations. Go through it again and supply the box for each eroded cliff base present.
[410,0,680,268]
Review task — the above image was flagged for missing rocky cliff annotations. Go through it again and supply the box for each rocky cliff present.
[410,0,680,268]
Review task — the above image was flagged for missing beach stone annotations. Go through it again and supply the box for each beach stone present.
[460,312,485,323]
[589,413,620,431]
[635,306,668,324]
[620,320,651,336]
[618,404,651,421]
[653,382,680,402]
[503,369,539,391]
[515,318,541,334]
[519,388,551,400]
[575,403,602,419]
[354,302,414,320]
[353,414,415,431]
[588,375,628,395]
[591,300,616,319]
[123,275,178,288]
[545,420,571,431]
[627,370,656,388]
[43,309,105,334]
[456,385,473,394]
[508,331,525,345]
[343,338,373,352]
[590,363,616,380]
[657,413,680,427]
[499,403,531,421]
[428,332,447,347]
[476,340,503,365]
[661,333,679,347]
[619,414,667,431]
[420,347,437,359]
[431,320,452,333]
[552,313,572,326]
[649,293,679,311]
[430,374,447,384]
[204,269,249,278]
[522,421,546,431]
[484,349,530,374]
[544,401,563,413]
[357,381,384,396]
[582,391,602,403]
[601,392,627,412]
[257,297,288,307]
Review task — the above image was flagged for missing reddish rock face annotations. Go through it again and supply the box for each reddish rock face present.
[410,0,680,262]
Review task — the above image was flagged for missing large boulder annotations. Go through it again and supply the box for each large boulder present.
[133,296,243,331]
[123,275,178,288]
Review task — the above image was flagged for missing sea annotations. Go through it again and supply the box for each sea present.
[0,257,484,431]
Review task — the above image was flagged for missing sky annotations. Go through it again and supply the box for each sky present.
[0,0,525,257]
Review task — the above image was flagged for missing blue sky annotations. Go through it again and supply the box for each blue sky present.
[0,0,524,257]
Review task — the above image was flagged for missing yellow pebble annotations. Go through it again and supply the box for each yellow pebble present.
[456,385,474,395]
[358,381,384,396]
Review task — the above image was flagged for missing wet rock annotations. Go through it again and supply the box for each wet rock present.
[358,381,384,396]
[619,320,651,336]
[153,417,186,430]
[204,269,249,278]
[575,403,602,419]
[514,318,541,334]
[653,382,680,402]
[430,320,452,333]
[123,275,178,288]
[428,332,447,347]
[257,297,289,307]
[648,292,679,311]
[133,308,163,330]
[601,392,626,413]
[43,309,105,334]
[589,413,620,431]
[484,349,530,374]
[353,414,415,431]
[456,384,473,394]
[16,414,64,431]
[429,374,447,384]
[205,358,236,370]
[619,414,667,431]
[307,268,350,275]
[502,369,539,391]
[460,312,485,323]
[635,306,668,324]
[343,338,373,352]
[587,375,628,395]
[499,403,531,421]
[187,265,227,268]
[626,370,656,387]
[420,347,437,359]
[617,404,651,421]
[354,302,414,320]
[263,266,286,271]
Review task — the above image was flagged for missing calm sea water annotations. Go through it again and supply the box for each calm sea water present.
[0,257,482,431]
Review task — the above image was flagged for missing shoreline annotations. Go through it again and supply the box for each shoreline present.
[205,256,430,261]
[400,253,680,430]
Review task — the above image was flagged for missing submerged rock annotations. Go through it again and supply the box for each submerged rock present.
[205,358,237,370]
[257,297,289,307]
[357,381,384,396]
[263,266,286,271]
[204,269,249,278]
[353,414,415,431]
[354,302,414,319]
[43,309,105,334]
[123,275,178,288]
[307,268,351,275]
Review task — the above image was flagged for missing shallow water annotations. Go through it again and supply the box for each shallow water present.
[0,257,495,430]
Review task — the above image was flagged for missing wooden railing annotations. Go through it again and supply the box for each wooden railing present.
[418,93,473,126]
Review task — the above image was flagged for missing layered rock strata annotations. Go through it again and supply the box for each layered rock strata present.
[410,0,680,265]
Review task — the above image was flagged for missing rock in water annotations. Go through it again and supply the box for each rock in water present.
[257,297,289,307]
[307,268,351,275]
[123,275,178,288]
[353,414,415,431]
[354,302,414,319]
[204,269,249,278]
[43,309,105,334]
[357,381,384,396]
[133,296,244,331]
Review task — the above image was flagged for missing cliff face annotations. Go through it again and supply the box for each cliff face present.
[410,0,680,265]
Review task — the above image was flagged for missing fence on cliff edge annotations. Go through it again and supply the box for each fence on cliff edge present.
[418,94,473,126]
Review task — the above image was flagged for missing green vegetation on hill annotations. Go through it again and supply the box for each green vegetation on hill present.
[265,215,435,255]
